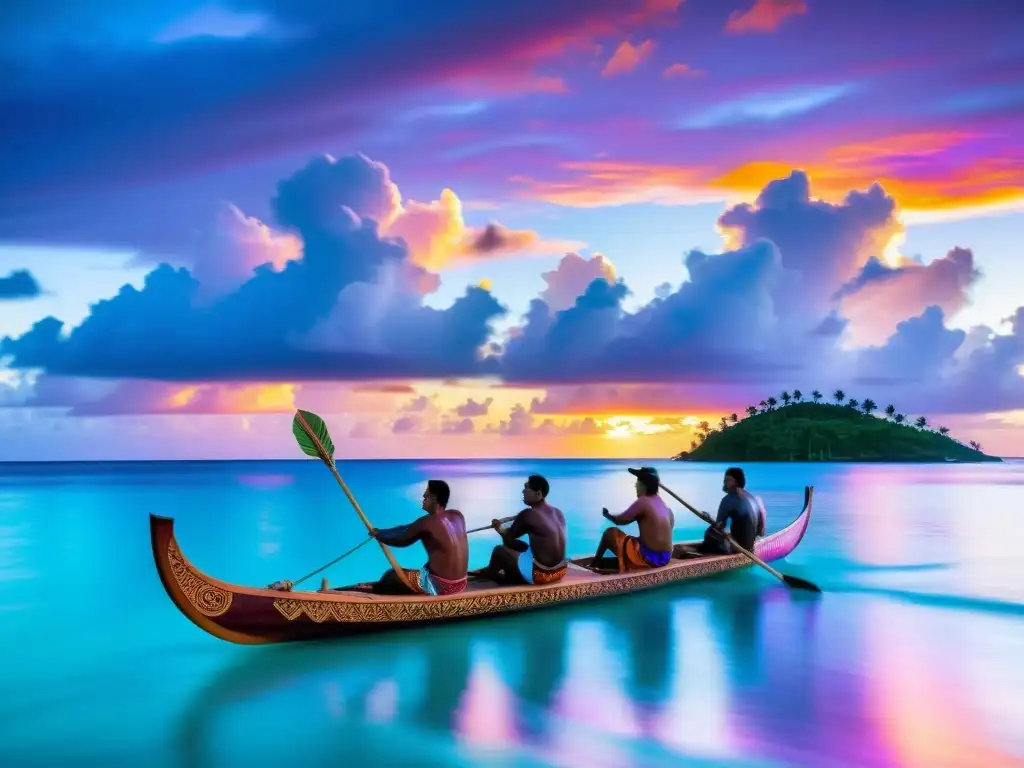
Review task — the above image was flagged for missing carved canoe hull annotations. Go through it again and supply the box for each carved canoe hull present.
[151,486,814,645]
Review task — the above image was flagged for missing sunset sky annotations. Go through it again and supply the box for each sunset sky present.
[1,0,1023,460]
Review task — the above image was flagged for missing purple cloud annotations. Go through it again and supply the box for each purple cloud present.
[1,155,506,380]
[442,417,475,434]
[0,0,665,208]
[455,397,493,417]
[4,165,1023,419]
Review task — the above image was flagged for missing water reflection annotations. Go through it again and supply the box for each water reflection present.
[3,460,1024,766]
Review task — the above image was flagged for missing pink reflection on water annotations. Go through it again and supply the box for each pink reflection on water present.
[842,466,914,566]
[543,622,640,765]
[235,473,295,489]
[455,650,520,747]
[651,602,735,759]
[866,601,1020,767]
[364,678,398,724]
[552,622,640,736]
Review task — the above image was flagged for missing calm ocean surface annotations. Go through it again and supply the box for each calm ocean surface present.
[0,458,1022,767]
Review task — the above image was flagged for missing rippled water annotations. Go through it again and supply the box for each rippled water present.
[1,459,1022,767]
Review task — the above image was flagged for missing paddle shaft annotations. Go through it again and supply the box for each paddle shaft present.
[325,462,416,592]
[467,516,516,534]
[658,482,790,583]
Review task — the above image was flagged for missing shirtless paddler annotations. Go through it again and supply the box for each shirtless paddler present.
[320,479,469,596]
[474,474,569,585]
[594,466,674,572]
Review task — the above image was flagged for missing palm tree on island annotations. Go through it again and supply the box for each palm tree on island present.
[675,387,998,464]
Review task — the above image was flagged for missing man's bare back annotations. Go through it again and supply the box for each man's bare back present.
[509,502,566,568]
[407,509,468,581]
[629,495,675,552]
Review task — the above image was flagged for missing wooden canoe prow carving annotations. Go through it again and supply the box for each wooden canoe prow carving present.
[151,486,814,645]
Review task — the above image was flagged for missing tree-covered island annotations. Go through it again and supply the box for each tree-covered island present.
[674,389,1001,463]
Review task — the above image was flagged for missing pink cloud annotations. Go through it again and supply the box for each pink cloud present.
[540,252,617,312]
[838,248,981,345]
[190,203,303,301]
[725,0,807,35]
[601,39,656,77]
[662,63,704,79]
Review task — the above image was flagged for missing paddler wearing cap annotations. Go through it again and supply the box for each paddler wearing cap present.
[593,466,675,572]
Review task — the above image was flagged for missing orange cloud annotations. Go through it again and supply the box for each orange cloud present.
[383,187,582,271]
[662,63,704,78]
[126,381,300,415]
[514,130,1024,219]
[601,39,656,77]
[725,0,807,34]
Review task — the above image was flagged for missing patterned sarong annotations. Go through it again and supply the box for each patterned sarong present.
[517,546,569,585]
[604,528,672,573]
[404,565,468,596]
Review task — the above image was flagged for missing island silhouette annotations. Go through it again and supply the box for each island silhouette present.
[674,389,999,463]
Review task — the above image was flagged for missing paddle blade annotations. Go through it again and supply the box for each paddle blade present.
[782,574,822,592]
[292,409,335,466]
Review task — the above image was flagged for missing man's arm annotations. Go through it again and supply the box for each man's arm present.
[606,499,645,526]
[713,496,734,530]
[373,516,427,548]
[499,509,532,542]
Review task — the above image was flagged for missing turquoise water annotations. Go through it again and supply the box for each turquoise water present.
[1,459,1023,767]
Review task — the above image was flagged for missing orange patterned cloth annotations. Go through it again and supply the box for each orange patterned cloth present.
[604,528,672,573]
[531,560,569,585]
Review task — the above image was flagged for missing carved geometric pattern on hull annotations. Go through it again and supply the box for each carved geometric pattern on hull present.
[271,555,742,624]
[167,540,234,617]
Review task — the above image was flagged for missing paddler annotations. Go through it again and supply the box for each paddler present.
[697,467,766,554]
[320,479,469,596]
[593,466,675,571]
[474,474,569,585]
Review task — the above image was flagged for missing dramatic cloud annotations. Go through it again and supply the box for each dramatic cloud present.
[5,168,1022,426]
[601,39,656,77]
[725,0,808,34]
[2,155,508,381]
[269,154,574,274]
[499,171,1024,413]
[189,204,303,301]
[500,238,798,384]
[0,269,42,300]
[718,171,902,325]
[836,248,980,345]
[539,252,617,312]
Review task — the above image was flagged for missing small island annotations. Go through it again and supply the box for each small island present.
[674,389,1001,463]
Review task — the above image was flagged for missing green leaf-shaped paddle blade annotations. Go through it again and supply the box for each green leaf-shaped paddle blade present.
[292,409,336,467]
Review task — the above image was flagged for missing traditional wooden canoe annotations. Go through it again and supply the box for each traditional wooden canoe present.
[151,485,813,645]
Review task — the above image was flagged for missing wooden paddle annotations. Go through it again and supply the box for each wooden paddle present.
[658,481,821,593]
[291,409,415,592]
